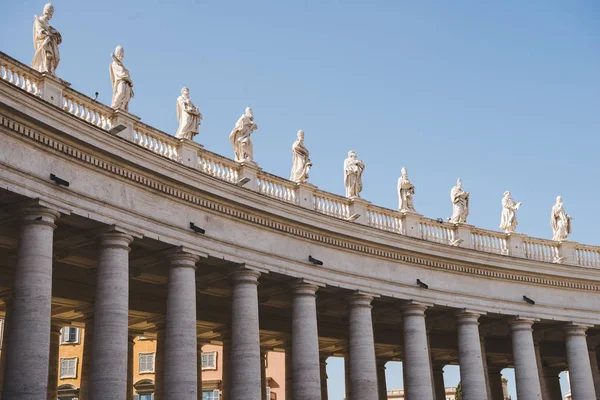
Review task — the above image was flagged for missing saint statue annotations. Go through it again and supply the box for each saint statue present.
[290,130,312,183]
[551,196,572,241]
[344,150,365,198]
[398,167,416,212]
[450,178,469,223]
[229,107,258,163]
[109,45,134,111]
[32,3,62,75]
[500,191,522,233]
[175,87,202,140]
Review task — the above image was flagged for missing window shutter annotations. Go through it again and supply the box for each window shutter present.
[213,389,220,400]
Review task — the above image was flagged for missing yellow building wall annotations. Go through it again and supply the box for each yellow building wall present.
[133,337,157,386]
[57,329,84,389]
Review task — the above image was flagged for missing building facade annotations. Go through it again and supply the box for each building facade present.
[0,47,600,400]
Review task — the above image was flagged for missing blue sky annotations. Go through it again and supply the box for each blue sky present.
[2,0,598,398]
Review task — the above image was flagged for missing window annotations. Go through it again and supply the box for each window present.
[139,394,153,400]
[59,358,78,379]
[266,386,271,400]
[201,351,217,370]
[138,353,155,373]
[60,327,79,344]
[202,390,220,400]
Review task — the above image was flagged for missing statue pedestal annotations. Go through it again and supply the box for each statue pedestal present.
[401,211,422,238]
[452,223,474,248]
[178,139,203,168]
[296,183,317,210]
[39,73,69,108]
[505,233,526,258]
[110,109,140,142]
[349,198,371,225]
[558,241,578,266]
[238,161,261,192]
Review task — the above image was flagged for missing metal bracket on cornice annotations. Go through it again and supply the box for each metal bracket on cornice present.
[189,222,206,234]
[416,279,429,289]
[50,173,69,187]
[308,255,323,266]
[236,177,251,187]
[523,295,535,305]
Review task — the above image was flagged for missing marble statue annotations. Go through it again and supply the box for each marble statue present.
[551,196,572,241]
[500,191,522,233]
[110,46,134,111]
[450,178,469,223]
[290,130,312,183]
[397,167,416,212]
[229,107,258,163]
[32,3,62,75]
[175,87,202,140]
[344,150,365,198]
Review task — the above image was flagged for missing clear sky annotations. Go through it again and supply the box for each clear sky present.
[2,0,599,398]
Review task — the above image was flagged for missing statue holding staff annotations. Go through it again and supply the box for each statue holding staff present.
[229,107,258,163]
[290,130,312,183]
[32,3,62,75]
[450,178,469,223]
[344,150,365,198]
[110,45,134,111]
[175,87,202,140]
[551,195,572,241]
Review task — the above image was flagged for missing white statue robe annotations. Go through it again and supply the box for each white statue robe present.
[500,197,519,232]
[32,16,61,74]
[290,139,311,183]
[450,186,469,223]
[551,203,571,241]
[175,96,202,140]
[110,56,134,111]
[229,115,256,162]
[398,177,416,212]
[344,158,364,198]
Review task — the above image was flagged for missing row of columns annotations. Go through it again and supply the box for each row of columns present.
[1,203,600,400]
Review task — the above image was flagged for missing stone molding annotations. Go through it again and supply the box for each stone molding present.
[1,112,600,296]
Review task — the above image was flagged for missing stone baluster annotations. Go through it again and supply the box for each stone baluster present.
[47,324,62,400]
[402,302,434,400]
[89,228,134,400]
[564,324,596,399]
[347,293,378,398]
[509,317,542,400]
[291,281,321,399]
[164,250,200,400]
[229,268,262,400]
[3,203,61,400]
[455,310,488,400]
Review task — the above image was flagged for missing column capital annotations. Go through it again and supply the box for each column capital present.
[455,309,485,325]
[229,266,261,285]
[291,280,320,297]
[166,247,200,269]
[509,316,538,332]
[21,202,62,228]
[401,300,430,316]
[564,322,592,337]
[347,292,374,309]
[97,227,134,251]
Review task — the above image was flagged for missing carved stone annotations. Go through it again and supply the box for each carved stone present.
[32,3,62,75]
[398,167,416,212]
[344,150,365,198]
[500,191,522,233]
[110,46,134,111]
[290,130,312,183]
[450,178,469,223]
[230,107,258,163]
[175,87,202,140]
[551,196,572,241]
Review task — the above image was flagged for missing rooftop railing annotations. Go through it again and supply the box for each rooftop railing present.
[1,50,597,269]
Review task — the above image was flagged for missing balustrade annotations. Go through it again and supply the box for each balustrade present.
[523,238,560,263]
[62,88,113,130]
[575,246,600,268]
[133,122,180,161]
[471,229,508,255]
[257,172,297,204]
[313,191,350,219]
[367,205,403,234]
[420,219,454,245]
[197,149,239,184]
[0,54,41,96]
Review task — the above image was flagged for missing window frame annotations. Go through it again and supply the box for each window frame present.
[60,327,80,345]
[59,357,78,379]
[201,351,218,371]
[138,352,155,374]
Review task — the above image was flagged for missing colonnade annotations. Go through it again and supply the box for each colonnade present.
[1,204,600,400]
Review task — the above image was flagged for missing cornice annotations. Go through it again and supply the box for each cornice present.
[1,112,600,294]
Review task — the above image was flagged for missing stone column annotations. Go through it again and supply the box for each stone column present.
[344,353,351,400]
[127,334,135,400]
[455,310,487,400]
[402,302,434,400]
[291,281,321,400]
[487,366,505,400]
[89,230,133,400]
[79,311,94,400]
[261,350,267,400]
[164,251,200,400]
[588,339,600,400]
[3,204,60,400]
[432,363,446,400]
[376,359,388,400]
[319,355,329,400]
[0,295,13,397]
[347,293,378,399]
[197,341,203,399]
[47,324,62,400]
[542,367,563,400]
[221,329,232,400]
[509,318,542,400]
[154,322,165,400]
[229,268,262,400]
[285,343,292,400]
[564,324,596,399]
[534,339,552,400]
[479,334,492,400]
